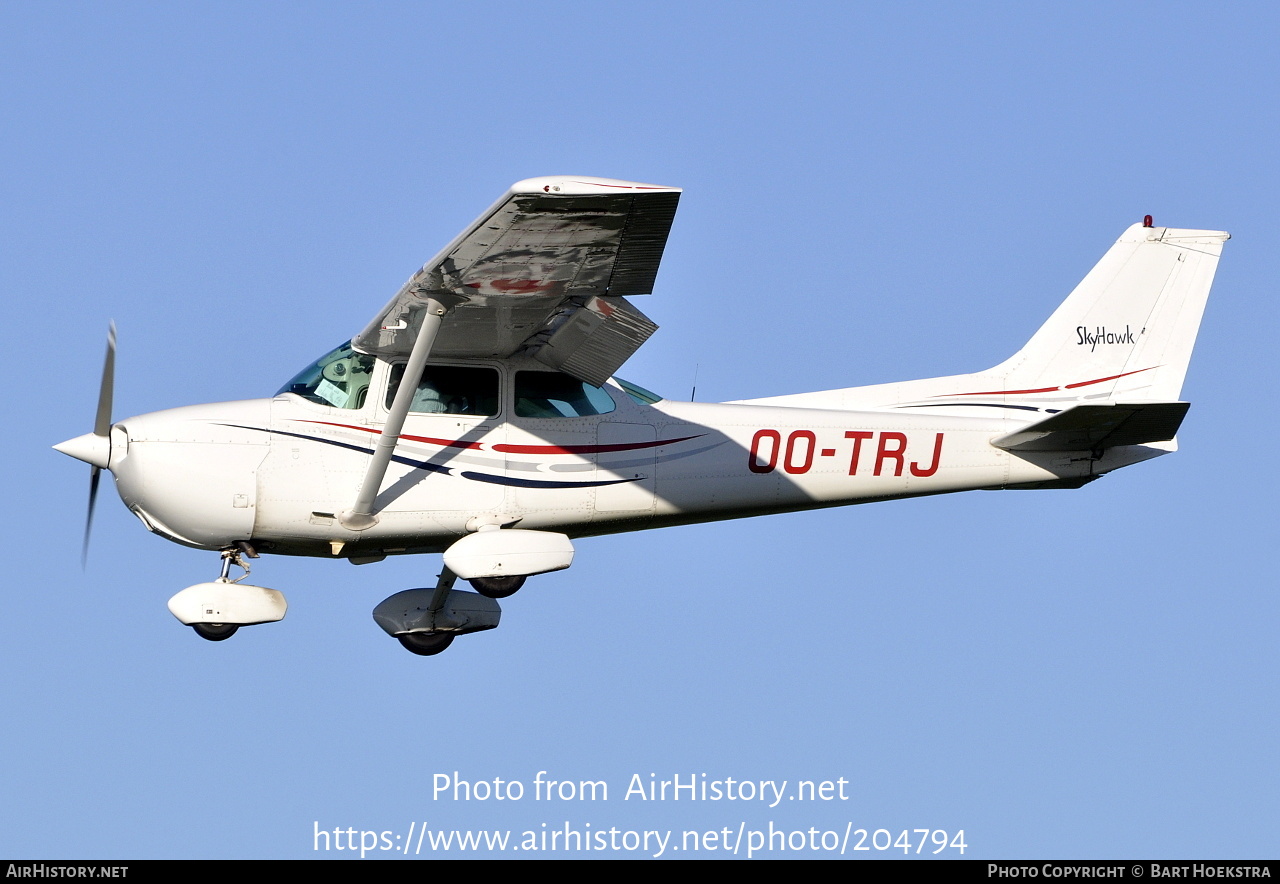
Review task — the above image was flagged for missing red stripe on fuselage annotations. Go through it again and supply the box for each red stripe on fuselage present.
[940,366,1157,397]
[493,435,703,455]
[944,384,1060,396]
[295,422,703,456]
[1063,367,1157,389]
[295,421,485,450]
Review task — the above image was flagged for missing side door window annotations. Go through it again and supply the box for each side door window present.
[386,364,501,417]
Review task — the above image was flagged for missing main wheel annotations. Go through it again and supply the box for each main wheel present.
[193,623,239,641]
[397,631,455,656]
[468,575,526,599]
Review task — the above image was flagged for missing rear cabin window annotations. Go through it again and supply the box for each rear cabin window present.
[614,377,663,405]
[514,371,617,418]
[386,364,500,417]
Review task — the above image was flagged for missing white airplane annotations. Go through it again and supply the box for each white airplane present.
[54,176,1229,656]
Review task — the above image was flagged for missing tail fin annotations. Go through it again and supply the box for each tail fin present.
[739,222,1229,412]
[985,223,1229,404]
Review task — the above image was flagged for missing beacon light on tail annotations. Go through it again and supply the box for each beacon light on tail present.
[53,176,1228,656]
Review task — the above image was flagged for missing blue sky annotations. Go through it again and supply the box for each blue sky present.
[5,2,1277,859]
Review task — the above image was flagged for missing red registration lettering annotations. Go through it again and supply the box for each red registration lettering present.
[874,432,907,477]
[845,431,874,475]
[910,432,945,477]
[783,431,816,474]
[749,429,781,473]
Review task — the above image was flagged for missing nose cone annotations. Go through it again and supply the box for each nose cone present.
[53,432,111,470]
[110,399,273,550]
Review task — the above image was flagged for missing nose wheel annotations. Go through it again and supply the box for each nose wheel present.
[193,623,239,641]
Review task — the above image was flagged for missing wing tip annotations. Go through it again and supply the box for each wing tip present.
[511,175,681,196]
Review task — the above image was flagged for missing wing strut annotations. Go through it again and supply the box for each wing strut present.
[339,296,455,531]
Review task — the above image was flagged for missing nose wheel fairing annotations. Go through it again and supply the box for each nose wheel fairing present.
[168,580,288,629]
[168,549,287,642]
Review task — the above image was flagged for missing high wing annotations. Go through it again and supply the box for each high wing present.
[352,176,681,386]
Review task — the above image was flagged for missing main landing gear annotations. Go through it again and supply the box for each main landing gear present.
[373,528,573,654]
[397,631,455,656]
[468,575,526,599]
[372,566,502,656]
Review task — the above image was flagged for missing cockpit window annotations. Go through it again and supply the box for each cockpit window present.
[277,341,374,409]
[514,371,617,418]
[614,377,663,405]
[386,364,500,417]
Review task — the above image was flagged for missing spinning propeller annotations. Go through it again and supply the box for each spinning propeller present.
[53,322,116,566]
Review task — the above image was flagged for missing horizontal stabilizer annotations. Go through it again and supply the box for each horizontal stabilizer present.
[992,402,1190,452]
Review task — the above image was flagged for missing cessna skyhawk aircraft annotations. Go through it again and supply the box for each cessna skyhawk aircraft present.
[54,176,1228,656]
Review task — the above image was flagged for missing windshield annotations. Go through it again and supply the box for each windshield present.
[276,341,375,409]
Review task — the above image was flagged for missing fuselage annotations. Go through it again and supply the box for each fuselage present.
[101,353,1109,561]
[48,188,1224,655]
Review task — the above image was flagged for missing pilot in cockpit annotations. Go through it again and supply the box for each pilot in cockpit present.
[410,380,449,413]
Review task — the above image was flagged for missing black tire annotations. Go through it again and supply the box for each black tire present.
[468,575,526,599]
[397,632,455,656]
[193,623,239,641]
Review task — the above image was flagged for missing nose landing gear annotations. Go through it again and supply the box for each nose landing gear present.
[189,549,248,642]
[167,546,287,642]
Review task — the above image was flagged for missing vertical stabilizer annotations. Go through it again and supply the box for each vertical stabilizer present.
[984,224,1228,403]
[739,222,1229,413]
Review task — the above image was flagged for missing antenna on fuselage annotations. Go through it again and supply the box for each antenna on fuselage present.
[690,363,699,401]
